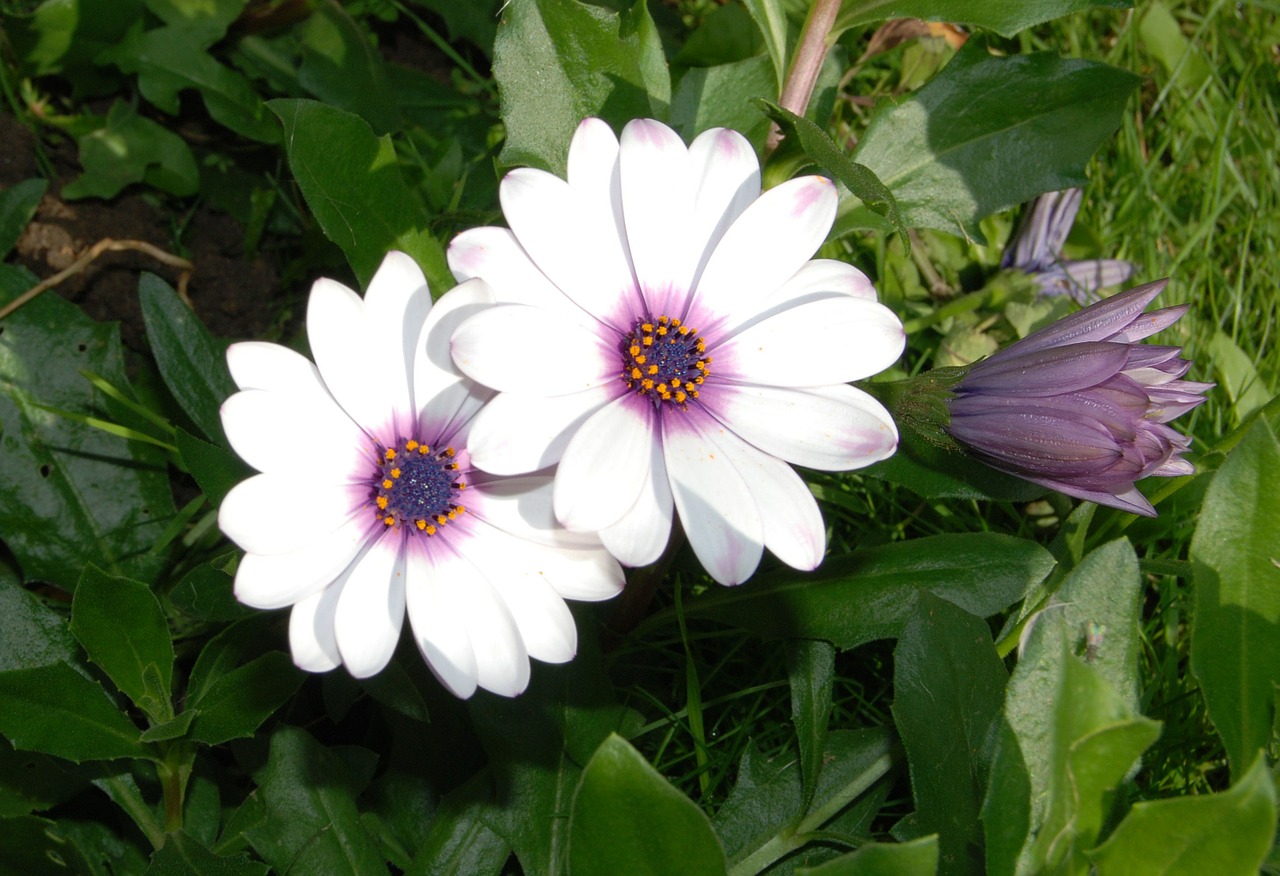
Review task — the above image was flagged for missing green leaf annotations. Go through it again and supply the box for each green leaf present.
[0,566,77,672]
[892,593,1006,875]
[1088,752,1277,875]
[0,736,87,817]
[833,0,1129,39]
[405,771,512,876]
[0,813,146,875]
[100,13,279,143]
[138,709,197,743]
[169,553,251,622]
[4,0,143,90]
[787,638,835,810]
[145,830,269,876]
[138,273,235,444]
[70,565,174,721]
[62,101,199,200]
[187,651,305,746]
[493,0,671,177]
[1190,417,1280,779]
[670,55,776,148]
[851,39,1139,242]
[296,2,399,135]
[738,0,787,90]
[268,98,451,291]
[670,533,1054,649]
[0,264,175,588]
[1207,331,1273,424]
[0,663,146,762]
[175,428,252,509]
[756,99,906,247]
[0,178,46,259]
[797,835,940,875]
[246,726,385,875]
[568,734,726,876]
[186,615,277,708]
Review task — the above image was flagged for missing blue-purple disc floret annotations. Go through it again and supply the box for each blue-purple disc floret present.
[946,280,1212,516]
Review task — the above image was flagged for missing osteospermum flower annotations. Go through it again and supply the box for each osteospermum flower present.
[218,253,624,697]
[947,279,1211,516]
[448,118,905,585]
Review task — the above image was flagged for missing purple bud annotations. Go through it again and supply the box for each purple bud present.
[946,282,1211,516]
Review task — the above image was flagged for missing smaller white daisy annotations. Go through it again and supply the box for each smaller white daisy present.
[218,252,624,698]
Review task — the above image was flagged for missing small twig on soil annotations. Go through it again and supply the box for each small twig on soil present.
[0,238,194,321]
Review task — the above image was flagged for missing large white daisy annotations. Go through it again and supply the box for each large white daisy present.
[449,118,905,586]
[218,252,624,697]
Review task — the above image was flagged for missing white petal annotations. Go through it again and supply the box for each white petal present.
[553,395,656,532]
[599,433,675,567]
[432,545,531,696]
[715,296,905,387]
[219,474,362,555]
[307,277,398,435]
[693,176,838,326]
[404,543,477,698]
[455,522,579,664]
[234,514,374,609]
[568,118,638,305]
[501,167,641,328]
[289,584,343,672]
[466,385,614,475]
[334,537,406,678]
[451,304,615,397]
[364,251,434,418]
[470,476,606,551]
[687,127,761,288]
[220,389,368,482]
[413,278,495,435]
[226,341,323,394]
[448,227,585,321]
[618,119,696,318]
[706,383,898,471]
[662,408,763,586]
[705,426,825,571]
[769,258,877,305]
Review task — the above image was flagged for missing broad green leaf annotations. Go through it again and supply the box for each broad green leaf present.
[833,0,1129,39]
[62,100,199,199]
[1138,2,1212,92]
[70,565,174,721]
[851,40,1138,242]
[0,813,146,875]
[493,0,671,176]
[787,638,835,810]
[1207,331,1273,424]
[0,663,146,762]
[186,615,279,708]
[413,0,501,54]
[467,620,641,876]
[669,534,1053,649]
[268,98,451,291]
[0,178,46,258]
[297,2,399,135]
[0,736,87,817]
[176,428,252,509]
[756,99,906,247]
[0,264,175,588]
[671,55,776,148]
[246,726,385,875]
[169,552,252,622]
[797,835,940,875]
[0,566,77,672]
[187,651,305,746]
[1088,752,1277,875]
[1190,417,1280,779]
[405,770,512,876]
[139,273,235,445]
[145,830,268,876]
[892,593,1006,875]
[3,0,141,95]
[739,0,788,90]
[100,14,279,143]
[568,734,726,876]
[139,709,197,743]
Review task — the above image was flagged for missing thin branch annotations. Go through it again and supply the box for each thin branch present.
[766,0,844,154]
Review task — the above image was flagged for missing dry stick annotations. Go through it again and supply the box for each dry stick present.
[765,0,844,154]
[0,238,194,321]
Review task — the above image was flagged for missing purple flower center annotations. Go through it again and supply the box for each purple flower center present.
[620,315,711,409]
[372,439,465,536]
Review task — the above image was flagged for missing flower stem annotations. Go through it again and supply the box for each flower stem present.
[766,0,843,152]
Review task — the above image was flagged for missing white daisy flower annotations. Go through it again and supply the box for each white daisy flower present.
[448,118,905,586]
[218,252,624,697]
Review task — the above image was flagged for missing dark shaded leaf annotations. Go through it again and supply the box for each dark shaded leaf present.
[0,736,87,817]
[145,830,268,876]
[176,428,252,509]
[62,101,199,199]
[169,552,253,622]
[0,663,146,763]
[0,178,46,258]
[797,835,939,875]
[188,651,305,746]
[787,639,834,810]
[833,0,1130,39]
[0,566,77,672]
